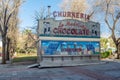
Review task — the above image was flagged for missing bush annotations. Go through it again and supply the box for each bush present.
[15,47,37,54]
[19,49,26,53]
[15,48,26,53]
[101,51,111,58]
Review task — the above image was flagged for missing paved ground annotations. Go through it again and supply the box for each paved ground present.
[0,60,120,80]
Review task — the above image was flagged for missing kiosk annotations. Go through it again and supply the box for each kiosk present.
[38,11,100,67]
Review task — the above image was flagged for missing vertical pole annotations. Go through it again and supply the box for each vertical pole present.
[48,6,51,18]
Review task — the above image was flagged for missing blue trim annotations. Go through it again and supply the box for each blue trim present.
[39,34,100,38]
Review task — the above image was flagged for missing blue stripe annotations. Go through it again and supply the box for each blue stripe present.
[39,34,100,38]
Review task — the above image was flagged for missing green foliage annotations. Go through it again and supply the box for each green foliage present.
[15,47,36,54]
[15,48,26,53]
[101,51,111,58]
[23,29,32,35]
[100,38,108,50]
[107,49,112,53]
[25,48,37,53]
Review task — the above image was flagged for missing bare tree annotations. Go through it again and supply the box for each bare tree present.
[94,0,120,58]
[60,0,88,13]
[33,7,46,62]
[0,0,23,64]
[60,0,94,20]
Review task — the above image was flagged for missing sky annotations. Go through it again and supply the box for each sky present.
[19,0,111,37]
[19,0,61,30]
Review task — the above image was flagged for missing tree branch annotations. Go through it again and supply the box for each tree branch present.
[6,13,12,27]
[117,38,120,42]
[111,14,115,21]
[4,6,8,31]
[105,18,112,30]
[113,18,119,31]
[0,16,4,31]
[0,25,3,34]
[110,14,119,46]
[3,0,12,33]
[105,0,112,30]
[89,11,94,18]
[28,33,36,41]
[6,0,22,26]
[105,0,111,19]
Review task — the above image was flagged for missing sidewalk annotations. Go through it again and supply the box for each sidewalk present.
[0,60,120,80]
[0,63,95,80]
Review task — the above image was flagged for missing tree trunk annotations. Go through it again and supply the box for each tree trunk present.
[9,45,14,64]
[6,38,10,60]
[111,34,120,59]
[2,37,6,64]
[116,43,120,59]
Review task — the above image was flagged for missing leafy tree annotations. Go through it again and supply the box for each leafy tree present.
[0,0,23,64]
[22,29,36,54]
[108,37,116,48]
[6,1,20,61]
[100,38,108,50]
